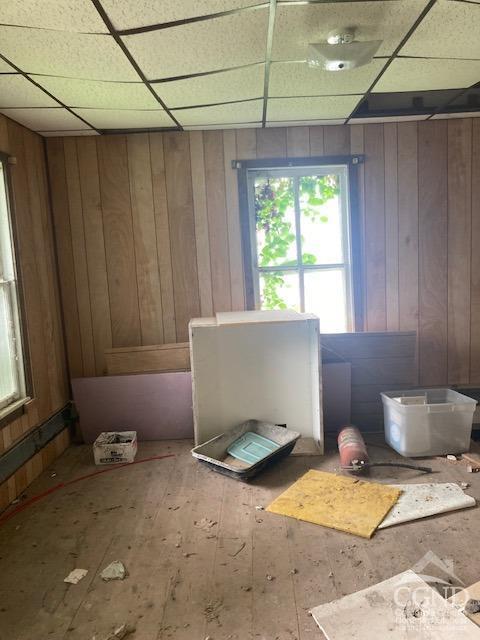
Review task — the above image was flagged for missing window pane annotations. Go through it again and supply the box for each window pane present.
[259,271,300,311]
[254,177,297,267]
[304,269,348,332]
[0,284,17,404]
[299,175,344,265]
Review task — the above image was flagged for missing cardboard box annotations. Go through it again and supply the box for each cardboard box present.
[93,431,137,465]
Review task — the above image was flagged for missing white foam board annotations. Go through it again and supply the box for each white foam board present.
[378,483,476,529]
[311,570,480,639]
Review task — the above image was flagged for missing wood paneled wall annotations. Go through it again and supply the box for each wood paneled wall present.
[47,119,480,387]
[0,115,69,486]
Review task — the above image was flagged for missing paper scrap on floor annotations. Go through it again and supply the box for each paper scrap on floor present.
[266,470,401,539]
[378,482,476,529]
[310,570,480,639]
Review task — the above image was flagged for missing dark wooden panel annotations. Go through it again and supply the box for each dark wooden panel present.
[256,127,287,158]
[471,119,480,384]
[321,331,416,361]
[418,121,448,386]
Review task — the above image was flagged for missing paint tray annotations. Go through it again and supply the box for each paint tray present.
[191,420,300,481]
[227,432,280,464]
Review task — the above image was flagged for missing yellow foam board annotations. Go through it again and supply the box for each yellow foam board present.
[266,470,401,539]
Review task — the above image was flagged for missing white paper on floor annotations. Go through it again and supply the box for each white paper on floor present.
[378,482,476,529]
[310,570,480,639]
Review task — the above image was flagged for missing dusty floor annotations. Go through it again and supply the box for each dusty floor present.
[0,438,479,640]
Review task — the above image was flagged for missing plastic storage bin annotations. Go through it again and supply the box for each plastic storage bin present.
[381,388,477,457]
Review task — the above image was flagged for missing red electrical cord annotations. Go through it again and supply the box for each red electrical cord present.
[0,453,175,528]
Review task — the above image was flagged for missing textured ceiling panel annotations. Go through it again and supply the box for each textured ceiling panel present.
[72,108,175,129]
[269,59,386,97]
[0,1,108,33]
[38,129,99,137]
[0,75,58,108]
[267,95,362,122]
[31,76,159,109]
[122,8,269,79]
[0,107,90,131]
[0,27,138,81]
[174,99,262,126]
[374,58,480,93]
[401,2,480,59]
[154,64,265,108]
[272,1,429,61]
[0,59,15,73]
[101,0,262,29]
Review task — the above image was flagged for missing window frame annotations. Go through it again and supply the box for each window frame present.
[0,152,30,421]
[236,154,365,331]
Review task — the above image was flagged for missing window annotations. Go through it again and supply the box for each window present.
[0,158,26,414]
[246,164,353,332]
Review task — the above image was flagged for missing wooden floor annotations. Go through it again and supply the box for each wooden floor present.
[0,439,479,640]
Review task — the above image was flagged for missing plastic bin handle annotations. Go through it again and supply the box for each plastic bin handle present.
[427,402,455,413]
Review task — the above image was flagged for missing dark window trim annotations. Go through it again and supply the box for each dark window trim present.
[235,154,365,331]
[0,150,33,426]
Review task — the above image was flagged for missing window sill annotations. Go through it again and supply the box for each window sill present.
[0,396,30,427]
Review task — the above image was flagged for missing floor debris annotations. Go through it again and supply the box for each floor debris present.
[447,454,458,461]
[96,623,135,640]
[311,570,480,639]
[229,542,246,557]
[194,518,217,531]
[64,568,88,584]
[378,482,476,529]
[465,599,480,615]
[266,470,401,539]
[100,561,127,581]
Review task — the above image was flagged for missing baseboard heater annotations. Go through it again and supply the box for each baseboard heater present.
[0,404,73,484]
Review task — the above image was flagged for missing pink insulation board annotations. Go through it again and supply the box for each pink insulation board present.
[72,372,194,443]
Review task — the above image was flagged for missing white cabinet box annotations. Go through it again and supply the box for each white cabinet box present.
[189,310,323,450]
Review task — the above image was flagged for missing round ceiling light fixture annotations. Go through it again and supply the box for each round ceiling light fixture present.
[307,28,382,71]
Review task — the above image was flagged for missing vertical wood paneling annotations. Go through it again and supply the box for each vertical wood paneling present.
[324,125,350,155]
[204,130,232,312]
[397,122,419,334]
[286,127,310,157]
[189,131,213,317]
[76,137,112,376]
[127,133,164,345]
[471,119,480,383]
[46,138,84,377]
[447,119,472,384]
[364,124,386,331]
[149,133,177,343]
[383,123,399,331]
[223,130,245,310]
[98,136,140,348]
[418,121,448,386]
[63,138,96,376]
[163,132,200,341]
[256,128,287,158]
[349,124,366,331]
[48,119,480,390]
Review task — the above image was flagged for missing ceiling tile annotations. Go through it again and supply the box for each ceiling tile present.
[401,2,480,59]
[0,1,108,33]
[0,27,138,81]
[0,75,58,107]
[101,0,262,29]
[272,1,430,61]
[186,122,262,130]
[72,108,176,129]
[38,129,100,137]
[431,111,480,120]
[122,8,269,79]
[153,64,264,108]
[174,99,263,126]
[374,58,480,93]
[0,107,90,131]
[350,114,429,123]
[31,76,159,109]
[267,95,362,122]
[266,119,346,127]
[0,60,15,73]
[269,59,386,97]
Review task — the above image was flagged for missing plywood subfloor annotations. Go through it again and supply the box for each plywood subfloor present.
[0,439,479,640]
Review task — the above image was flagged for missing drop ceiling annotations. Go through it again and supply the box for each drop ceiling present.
[0,0,478,136]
